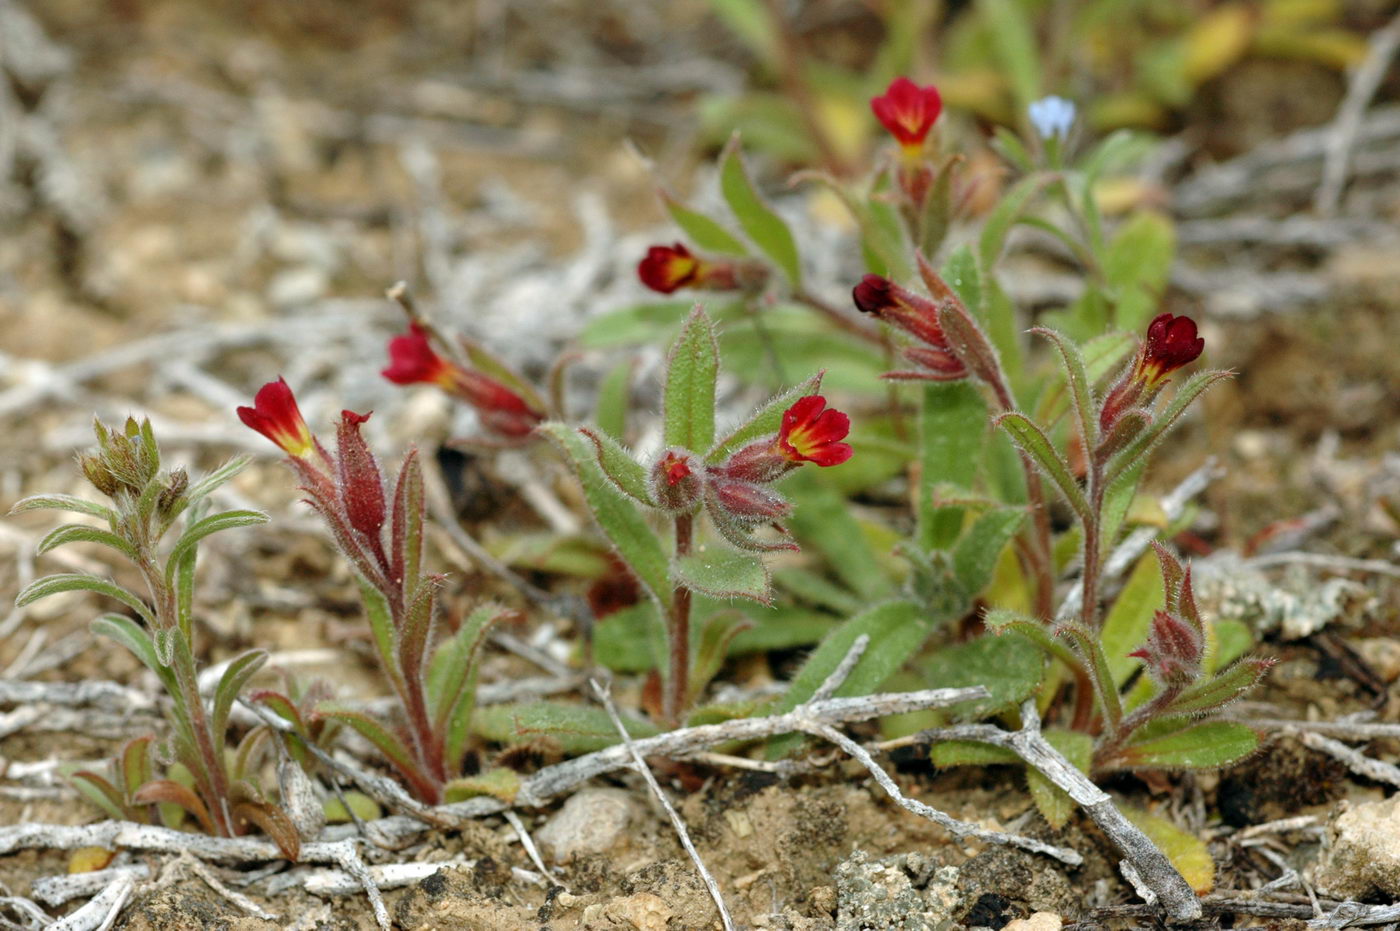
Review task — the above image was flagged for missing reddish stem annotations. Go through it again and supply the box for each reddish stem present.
[665,513,695,727]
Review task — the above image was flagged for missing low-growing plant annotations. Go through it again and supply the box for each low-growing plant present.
[238,379,514,804]
[11,418,301,857]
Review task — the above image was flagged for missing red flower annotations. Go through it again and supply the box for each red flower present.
[638,243,702,294]
[382,324,453,388]
[871,77,942,151]
[238,378,315,459]
[778,396,852,466]
[381,325,543,439]
[659,451,692,486]
[1140,313,1204,388]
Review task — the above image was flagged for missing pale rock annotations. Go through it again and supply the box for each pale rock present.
[1004,913,1064,931]
[1315,796,1400,898]
[536,787,638,863]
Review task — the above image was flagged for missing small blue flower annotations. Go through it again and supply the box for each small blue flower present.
[1028,96,1076,141]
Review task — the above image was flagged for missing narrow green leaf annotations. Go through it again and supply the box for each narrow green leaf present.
[708,0,779,60]
[592,601,666,673]
[444,767,522,804]
[36,523,139,562]
[1033,327,1097,451]
[940,245,983,316]
[164,510,269,587]
[1115,720,1260,770]
[472,702,660,754]
[767,601,929,757]
[70,771,127,822]
[991,126,1034,174]
[579,300,696,349]
[918,382,988,552]
[994,413,1089,522]
[184,455,252,504]
[133,779,215,835]
[674,547,770,603]
[1105,212,1175,331]
[19,574,154,626]
[707,372,822,463]
[540,423,671,609]
[952,508,1026,598]
[91,614,173,690]
[594,359,633,443]
[211,650,267,743]
[1106,371,1232,485]
[663,308,720,452]
[663,193,750,256]
[1100,459,1145,553]
[314,703,426,794]
[580,428,652,506]
[391,450,425,593]
[984,608,1084,672]
[232,800,300,862]
[931,740,1019,767]
[9,494,115,522]
[1163,658,1269,717]
[719,137,802,285]
[120,736,154,796]
[428,606,503,769]
[979,174,1049,271]
[356,578,400,689]
[1059,622,1124,729]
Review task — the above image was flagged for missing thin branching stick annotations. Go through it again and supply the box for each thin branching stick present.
[594,677,735,931]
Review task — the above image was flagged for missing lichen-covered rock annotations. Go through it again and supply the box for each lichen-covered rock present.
[833,849,960,931]
[1315,796,1400,898]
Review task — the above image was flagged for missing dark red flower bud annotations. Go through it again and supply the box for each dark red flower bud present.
[852,275,959,363]
[778,395,852,467]
[1100,313,1205,434]
[336,410,386,541]
[871,77,942,153]
[649,448,703,512]
[1141,313,1204,387]
[238,377,316,459]
[638,243,702,294]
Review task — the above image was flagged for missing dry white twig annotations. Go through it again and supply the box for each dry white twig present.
[292,857,543,896]
[1310,901,1400,929]
[594,677,734,931]
[1245,552,1400,580]
[2,686,989,857]
[1297,732,1400,788]
[503,810,558,888]
[46,873,133,931]
[31,865,150,908]
[1315,8,1400,214]
[923,700,1202,921]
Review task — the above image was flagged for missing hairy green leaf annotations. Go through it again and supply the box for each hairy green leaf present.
[995,412,1089,522]
[164,510,269,587]
[36,523,139,562]
[953,508,1026,598]
[674,547,770,603]
[663,308,720,453]
[580,428,652,506]
[719,138,801,285]
[1113,720,1260,771]
[19,574,154,626]
[473,701,660,754]
[542,424,671,609]
[707,372,822,463]
[9,494,115,522]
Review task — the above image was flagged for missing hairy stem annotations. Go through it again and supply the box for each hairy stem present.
[988,379,1056,620]
[665,513,695,727]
